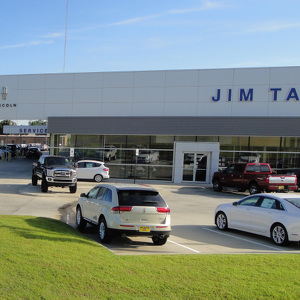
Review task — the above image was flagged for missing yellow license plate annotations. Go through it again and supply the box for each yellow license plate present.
[139,227,150,232]
[278,186,284,190]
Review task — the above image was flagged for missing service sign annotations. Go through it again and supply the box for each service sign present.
[3,125,48,134]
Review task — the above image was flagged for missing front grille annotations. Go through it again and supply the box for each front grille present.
[54,170,71,177]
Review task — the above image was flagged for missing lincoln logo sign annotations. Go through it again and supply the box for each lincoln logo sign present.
[211,87,299,102]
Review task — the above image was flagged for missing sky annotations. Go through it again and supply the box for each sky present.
[0,0,300,75]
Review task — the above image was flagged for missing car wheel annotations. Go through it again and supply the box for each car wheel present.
[76,206,86,232]
[152,236,168,245]
[215,212,228,230]
[69,183,77,193]
[32,173,38,186]
[271,223,288,246]
[249,182,260,195]
[98,217,112,243]
[41,177,48,193]
[213,179,222,192]
[94,174,103,182]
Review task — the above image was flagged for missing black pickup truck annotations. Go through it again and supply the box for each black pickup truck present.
[32,155,77,193]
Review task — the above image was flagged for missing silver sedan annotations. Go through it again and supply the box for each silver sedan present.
[215,193,300,246]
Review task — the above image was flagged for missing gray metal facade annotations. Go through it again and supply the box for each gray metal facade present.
[48,116,299,137]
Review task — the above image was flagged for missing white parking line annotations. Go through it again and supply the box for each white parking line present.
[168,239,201,253]
[203,228,283,251]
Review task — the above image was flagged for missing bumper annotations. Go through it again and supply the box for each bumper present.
[46,177,77,186]
[109,228,171,238]
[268,185,297,192]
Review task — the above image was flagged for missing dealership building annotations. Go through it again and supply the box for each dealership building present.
[1,66,300,183]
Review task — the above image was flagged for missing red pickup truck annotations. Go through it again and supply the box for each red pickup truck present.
[212,163,297,195]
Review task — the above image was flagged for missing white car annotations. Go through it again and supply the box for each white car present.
[215,193,300,246]
[137,150,159,164]
[76,183,171,245]
[75,160,109,182]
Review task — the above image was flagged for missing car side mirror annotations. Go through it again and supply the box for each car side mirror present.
[233,201,238,206]
[80,193,87,197]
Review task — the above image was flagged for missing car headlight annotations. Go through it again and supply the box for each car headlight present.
[47,169,54,177]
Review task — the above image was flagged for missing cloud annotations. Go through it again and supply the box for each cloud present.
[107,1,223,27]
[246,22,300,33]
[0,40,53,50]
[107,14,162,26]
[169,1,224,14]
[43,32,65,38]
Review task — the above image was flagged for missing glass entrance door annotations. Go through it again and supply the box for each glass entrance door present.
[182,152,209,182]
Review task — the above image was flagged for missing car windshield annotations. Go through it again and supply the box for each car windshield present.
[45,157,70,166]
[284,198,300,209]
[117,190,166,207]
[139,150,149,154]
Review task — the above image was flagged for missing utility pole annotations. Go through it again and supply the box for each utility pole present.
[63,0,69,72]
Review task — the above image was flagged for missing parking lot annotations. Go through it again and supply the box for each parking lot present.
[1,158,300,255]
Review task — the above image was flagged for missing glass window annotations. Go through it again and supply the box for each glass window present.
[260,198,277,209]
[150,136,174,149]
[245,164,271,172]
[97,187,107,200]
[127,135,150,148]
[196,136,218,142]
[220,136,249,151]
[284,198,300,209]
[104,189,112,202]
[75,135,103,148]
[239,196,260,206]
[77,162,85,168]
[234,164,245,174]
[249,137,281,152]
[281,137,300,152]
[225,165,235,174]
[175,136,196,142]
[88,187,100,199]
[104,135,126,148]
[117,190,166,207]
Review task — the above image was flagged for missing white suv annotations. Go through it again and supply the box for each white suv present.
[76,183,171,245]
[75,160,109,182]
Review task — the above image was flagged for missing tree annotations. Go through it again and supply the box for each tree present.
[0,120,17,134]
[28,120,47,126]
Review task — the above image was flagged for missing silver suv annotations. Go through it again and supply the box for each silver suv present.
[76,183,171,245]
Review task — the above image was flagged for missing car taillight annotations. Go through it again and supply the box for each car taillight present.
[156,207,170,213]
[103,168,109,171]
[266,176,270,184]
[111,206,132,212]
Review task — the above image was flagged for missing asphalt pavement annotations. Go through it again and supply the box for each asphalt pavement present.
[1,157,300,255]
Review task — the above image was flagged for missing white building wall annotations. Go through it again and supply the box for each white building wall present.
[1,67,300,120]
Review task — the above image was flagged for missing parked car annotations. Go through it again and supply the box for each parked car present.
[238,152,261,163]
[75,160,109,182]
[76,183,171,245]
[26,147,42,159]
[32,155,77,193]
[215,193,300,246]
[6,144,17,157]
[212,163,297,194]
[277,168,300,190]
[137,150,159,164]
[97,146,117,161]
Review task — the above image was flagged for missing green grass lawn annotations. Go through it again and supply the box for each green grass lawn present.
[1,216,300,299]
